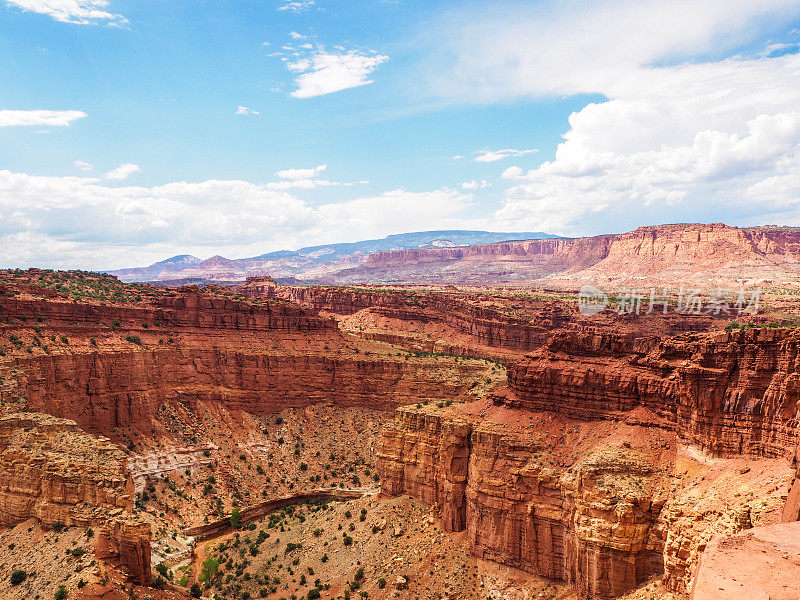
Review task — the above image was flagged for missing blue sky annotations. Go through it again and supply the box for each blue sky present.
[1,0,800,269]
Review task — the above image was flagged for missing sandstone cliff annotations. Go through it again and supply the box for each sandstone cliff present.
[333,223,800,286]
[377,326,800,598]
[506,327,800,458]
[377,406,672,598]
[0,413,150,584]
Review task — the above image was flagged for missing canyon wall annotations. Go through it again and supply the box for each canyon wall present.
[377,408,668,599]
[0,413,150,584]
[377,327,800,598]
[0,285,333,333]
[242,281,576,356]
[507,328,800,458]
[10,348,485,433]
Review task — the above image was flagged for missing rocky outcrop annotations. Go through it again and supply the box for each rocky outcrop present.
[95,518,152,585]
[377,407,472,531]
[690,521,800,600]
[0,413,150,584]
[246,284,577,357]
[0,285,333,333]
[506,328,800,458]
[377,408,668,599]
[378,326,800,598]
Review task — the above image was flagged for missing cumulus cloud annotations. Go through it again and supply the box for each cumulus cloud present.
[276,164,327,180]
[235,105,260,116]
[461,179,490,190]
[473,148,537,163]
[277,1,314,13]
[268,165,369,190]
[284,49,389,98]
[0,169,473,269]
[5,0,125,25]
[420,0,800,234]
[494,56,800,233]
[74,160,93,171]
[104,163,140,180]
[0,109,87,127]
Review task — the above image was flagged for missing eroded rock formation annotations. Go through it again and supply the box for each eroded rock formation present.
[0,413,151,584]
[506,328,800,457]
[377,326,800,598]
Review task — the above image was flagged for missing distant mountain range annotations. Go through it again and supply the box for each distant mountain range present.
[331,223,800,287]
[107,230,558,283]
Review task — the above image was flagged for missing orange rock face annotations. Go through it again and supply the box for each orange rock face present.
[11,349,485,433]
[0,413,151,584]
[377,407,671,599]
[506,328,800,458]
[377,326,800,598]
[1,285,487,434]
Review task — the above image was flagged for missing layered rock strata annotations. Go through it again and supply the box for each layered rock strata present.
[377,408,668,598]
[0,413,150,583]
[506,328,800,458]
[10,349,484,433]
[378,327,800,598]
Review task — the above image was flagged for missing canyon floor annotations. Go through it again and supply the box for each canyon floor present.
[0,269,799,600]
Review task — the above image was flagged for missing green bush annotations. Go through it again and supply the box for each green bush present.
[230,508,241,529]
[54,585,68,600]
[10,569,26,585]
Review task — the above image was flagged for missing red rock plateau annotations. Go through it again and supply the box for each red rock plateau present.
[0,265,799,600]
[334,223,800,287]
[0,270,496,599]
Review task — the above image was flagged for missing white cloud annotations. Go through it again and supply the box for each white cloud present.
[473,148,537,162]
[276,164,327,180]
[104,163,140,180]
[418,1,800,234]
[284,49,389,98]
[289,31,305,40]
[461,179,490,190]
[0,169,473,269]
[74,160,93,171]
[235,105,260,116]
[5,0,125,25]
[427,0,800,103]
[315,189,473,243]
[0,109,87,127]
[269,165,367,190]
[494,56,800,234]
[277,1,314,13]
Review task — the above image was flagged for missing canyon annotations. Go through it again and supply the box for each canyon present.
[0,257,797,600]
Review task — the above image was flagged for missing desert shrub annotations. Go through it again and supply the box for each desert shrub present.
[230,508,241,529]
[10,569,26,585]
